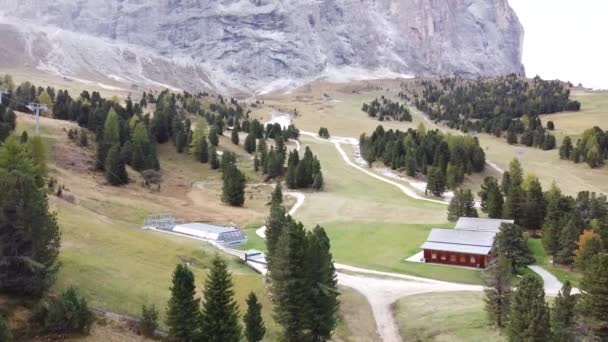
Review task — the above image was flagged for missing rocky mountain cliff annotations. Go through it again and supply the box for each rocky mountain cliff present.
[0,0,524,94]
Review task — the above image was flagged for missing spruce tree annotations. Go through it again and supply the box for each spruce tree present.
[209,146,220,169]
[551,281,576,342]
[306,226,339,341]
[243,133,256,154]
[97,107,120,170]
[197,136,209,163]
[495,223,534,270]
[244,292,266,342]
[521,178,546,230]
[578,254,608,339]
[209,127,219,147]
[483,253,512,328]
[425,166,445,197]
[253,154,260,172]
[559,136,573,160]
[503,184,524,224]
[447,189,478,221]
[231,128,239,145]
[286,162,297,189]
[0,170,61,297]
[507,274,551,341]
[221,164,246,207]
[266,186,286,275]
[312,171,324,191]
[20,130,28,143]
[104,143,129,185]
[557,215,581,265]
[199,255,242,342]
[175,129,187,153]
[166,264,200,341]
[271,218,311,341]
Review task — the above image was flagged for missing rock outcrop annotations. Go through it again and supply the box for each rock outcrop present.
[0,0,524,94]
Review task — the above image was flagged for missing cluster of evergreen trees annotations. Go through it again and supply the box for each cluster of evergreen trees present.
[165,256,265,342]
[285,147,323,190]
[505,115,557,150]
[560,126,608,168]
[408,75,579,149]
[265,184,339,341]
[361,96,412,121]
[359,124,485,196]
[485,241,608,340]
[475,158,608,269]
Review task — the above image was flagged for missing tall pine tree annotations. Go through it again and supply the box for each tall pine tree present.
[306,226,339,341]
[483,253,512,328]
[578,254,608,339]
[507,274,551,341]
[166,264,200,341]
[244,292,265,342]
[199,255,242,342]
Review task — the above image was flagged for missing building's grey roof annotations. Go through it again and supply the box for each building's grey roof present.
[455,217,514,233]
[174,222,237,234]
[420,228,496,255]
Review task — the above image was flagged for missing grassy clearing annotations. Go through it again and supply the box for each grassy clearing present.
[333,287,380,342]
[542,91,608,140]
[296,136,445,225]
[527,239,582,287]
[393,291,505,342]
[53,201,281,337]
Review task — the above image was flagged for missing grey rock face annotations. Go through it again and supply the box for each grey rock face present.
[0,0,524,94]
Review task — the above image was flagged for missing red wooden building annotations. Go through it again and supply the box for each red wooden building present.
[420,218,514,268]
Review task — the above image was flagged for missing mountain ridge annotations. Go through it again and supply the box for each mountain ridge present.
[0,0,524,94]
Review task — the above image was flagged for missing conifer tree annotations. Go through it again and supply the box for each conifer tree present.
[104,143,129,185]
[231,128,239,145]
[551,281,576,342]
[286,162,297,189]
[495,223,534,270]
[312,171,324,191]
[479,177,504,218]
[425,166,445,197]
[507,274,551,341]
[209,146,219,169]
[209,127,219,147]
[20,130,28,143]
[447,189,478,221]
[199,255,242,342]
[244,292,265,342]
[253,154,260,172]
[175,129,187,153]
[266,185,286,274]
[521,177,546,230]
[483,253,512,328]
[196,136,209,163]
[306,226,339,341]
[578,254,608,339]
[166,264,199,341]
[244,133,256,154]
[221,164,246,207]
[559,136,573,160]
[96,107,121,170]
[0,170,60,297]
[503,184,524,223]
[271,219,311,341]
[131,123,154,171]
[557,216,581,265]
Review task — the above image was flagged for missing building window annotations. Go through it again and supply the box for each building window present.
[440,254,447,261]
[460,255,466,263]
[470,256,476,263]
[431,253,437,259]
[450,254,456,262]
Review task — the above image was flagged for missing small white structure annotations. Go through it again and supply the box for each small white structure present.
[172,222,248,246]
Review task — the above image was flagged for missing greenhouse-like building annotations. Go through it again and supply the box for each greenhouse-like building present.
[172,222,248,246]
